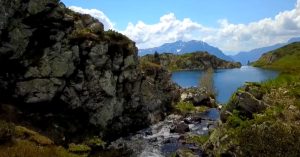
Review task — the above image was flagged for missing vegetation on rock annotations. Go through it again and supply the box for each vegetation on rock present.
[203,42,300,157]
[140,52,241,71]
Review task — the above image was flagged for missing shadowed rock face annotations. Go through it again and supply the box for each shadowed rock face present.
[0,0,180,142]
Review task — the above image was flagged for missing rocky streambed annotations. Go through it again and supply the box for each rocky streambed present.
[99,108,220,157]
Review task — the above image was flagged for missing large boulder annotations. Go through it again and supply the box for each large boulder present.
[181,87,217,108]
[221,84,268,122]
[0,0,180,142]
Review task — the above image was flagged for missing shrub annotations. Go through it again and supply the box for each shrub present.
[199,67,216,97]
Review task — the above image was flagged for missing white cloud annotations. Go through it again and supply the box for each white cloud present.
[122,0,300,53]
[68,1,300,54]
[68,6,114,30]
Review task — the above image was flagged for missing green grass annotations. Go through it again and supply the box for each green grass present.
[253,42,300,74]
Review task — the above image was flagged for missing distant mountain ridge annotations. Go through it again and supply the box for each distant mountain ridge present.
[139,40,233,61]
[232,37,300,65]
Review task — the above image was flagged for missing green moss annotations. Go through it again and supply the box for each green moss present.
[70,28,99,41]
[68,143,91,153]
[0,139,82,157]
[195,106,209,112]
[84,136,106,148]
[0,124,86,157]
[104,29,130,42]
[175,101,195,113]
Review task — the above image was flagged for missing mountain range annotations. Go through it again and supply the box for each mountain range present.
[139,37,300,65]
[231,37,300,65]
[139,40,233,61]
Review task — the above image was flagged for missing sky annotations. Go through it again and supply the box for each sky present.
[62,0,300,55]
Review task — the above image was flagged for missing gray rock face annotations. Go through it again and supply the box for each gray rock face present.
[0,0,180,141]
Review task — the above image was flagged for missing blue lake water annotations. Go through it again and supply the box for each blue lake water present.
[171,66,278,104]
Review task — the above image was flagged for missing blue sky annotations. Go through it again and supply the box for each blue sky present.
[62,0,300,54]
[62,0,295,30]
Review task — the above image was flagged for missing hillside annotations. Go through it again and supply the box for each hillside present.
[232,37,300,65]
[253,42,300,73]
[139,40,234,61]
[203,42,300,156]
[140,52,241,71]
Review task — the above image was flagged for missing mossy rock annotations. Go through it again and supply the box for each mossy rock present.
[0,139,83,157]
[84,136,106,148]
[175,101,196,113]
[15,126,53,146]
[68,143,91,153]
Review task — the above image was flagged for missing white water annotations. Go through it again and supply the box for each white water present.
[109,109,219,157]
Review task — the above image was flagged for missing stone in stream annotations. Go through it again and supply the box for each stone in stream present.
[181,87,217,108]
[170,122,190,134]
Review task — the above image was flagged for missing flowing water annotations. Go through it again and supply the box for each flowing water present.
[105,109,219,157]
[104,66,278,157]
[172,66,278,103]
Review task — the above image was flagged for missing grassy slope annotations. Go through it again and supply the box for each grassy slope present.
[253,42,300,73]
[204,42,300,157]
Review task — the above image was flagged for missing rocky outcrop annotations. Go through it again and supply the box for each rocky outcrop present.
[181,87,217,108]
[0,0,180,142]
[220,83,267,122]
[140,52,241,71]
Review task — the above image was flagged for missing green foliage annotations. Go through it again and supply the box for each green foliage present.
[236,121,300,157]
[208,42,300,156]
[226,110,248,128]
[0,120,15,143]
[262,74,300,89]
[175,101,195,113]
[187,134,209,146]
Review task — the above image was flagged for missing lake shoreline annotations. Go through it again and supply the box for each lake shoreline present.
[172,66,278,103]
